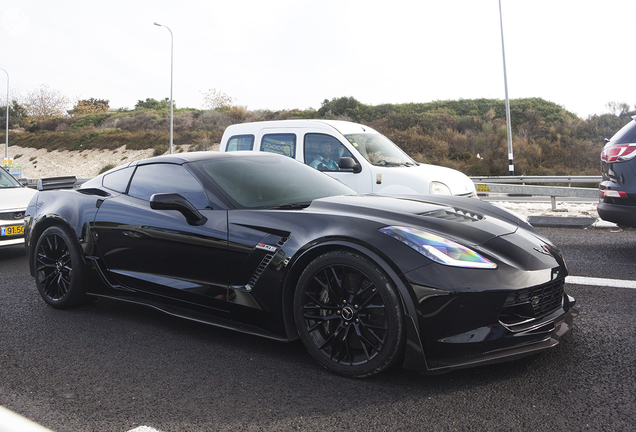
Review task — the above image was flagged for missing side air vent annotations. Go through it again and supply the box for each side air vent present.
[420,208,483,223]
[246,237,289,290]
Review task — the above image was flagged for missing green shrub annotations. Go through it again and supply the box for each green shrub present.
[69,130,111,151]
[66,113,113,131]
[98,163,116,174]
[153,144,168,156]
[27,118,73,132]
[228,106,248,123]
[11,131,78,151]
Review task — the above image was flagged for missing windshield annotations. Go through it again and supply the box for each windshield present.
[0,168,21,188]
[344,133,415,166]
[196,154,355,208]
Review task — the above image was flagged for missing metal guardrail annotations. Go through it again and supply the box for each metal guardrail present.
[469,175,602,186]
[470,176,602,211]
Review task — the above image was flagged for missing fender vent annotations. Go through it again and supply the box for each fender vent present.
[247,237,288,290]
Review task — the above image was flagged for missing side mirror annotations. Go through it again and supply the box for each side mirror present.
[338,157,362,173]
[150,193,208,226]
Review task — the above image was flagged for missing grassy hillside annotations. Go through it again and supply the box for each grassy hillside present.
[7,97,634,176]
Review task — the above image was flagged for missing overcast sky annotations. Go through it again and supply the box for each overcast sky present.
[1,0,634,118]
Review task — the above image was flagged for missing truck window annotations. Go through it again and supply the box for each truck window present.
[345,133,413,165]
[261,133,296,158]
[304,133,354,172]
[226,135,255,151]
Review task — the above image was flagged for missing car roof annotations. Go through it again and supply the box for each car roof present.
[224,119,380,136]
[128,150,286,166]
[609,116,636,145]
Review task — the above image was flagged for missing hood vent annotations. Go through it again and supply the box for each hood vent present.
[420,208,483,223]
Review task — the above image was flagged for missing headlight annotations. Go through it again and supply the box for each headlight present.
[429,181,451,195]
[379,226,497,269]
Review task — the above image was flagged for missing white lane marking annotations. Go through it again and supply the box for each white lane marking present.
[128,427,163,432]
[566,275,636,289]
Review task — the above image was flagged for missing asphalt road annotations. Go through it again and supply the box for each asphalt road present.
[1,226,635,432]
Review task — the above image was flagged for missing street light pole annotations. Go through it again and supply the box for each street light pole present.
[154,22,174,154]
[498,0,514,175]
[0,68,9,164]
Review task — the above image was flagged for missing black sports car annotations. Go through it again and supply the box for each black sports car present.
[24,152,577,377]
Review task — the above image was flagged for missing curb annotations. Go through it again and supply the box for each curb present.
[527,216,617,228]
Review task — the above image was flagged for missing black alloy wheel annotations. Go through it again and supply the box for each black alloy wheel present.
[294,251,404,378]
[34,226,89,308]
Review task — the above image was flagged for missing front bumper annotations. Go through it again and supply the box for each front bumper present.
[424,294,577,372]
[0,219,26,249]
[402,261,576,373]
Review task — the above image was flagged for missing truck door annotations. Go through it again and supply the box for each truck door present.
[302,133,372,193]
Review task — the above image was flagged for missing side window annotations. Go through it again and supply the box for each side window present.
[261,133,296,158]
[304,133,354,172]
[128,164,209,209]
[102,166,134,193]
[226,134,254,151]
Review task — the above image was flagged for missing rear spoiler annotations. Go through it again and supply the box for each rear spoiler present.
[36,176,89,191]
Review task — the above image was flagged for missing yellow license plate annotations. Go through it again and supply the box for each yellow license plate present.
[1,225,24,236]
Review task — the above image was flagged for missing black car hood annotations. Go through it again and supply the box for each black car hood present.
[307,194,521,247]
[304,194,561,272]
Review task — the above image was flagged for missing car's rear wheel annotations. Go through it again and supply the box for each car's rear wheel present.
[294,251,404,378]
[34,226,89,309]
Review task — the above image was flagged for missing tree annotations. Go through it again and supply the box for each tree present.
[606,101,631,117]
[68,98,110,116]
[0,100,28,127]
[135,98,172,110]
[317,96,365,120]
[201,88,234,109]
[21,84,71,121]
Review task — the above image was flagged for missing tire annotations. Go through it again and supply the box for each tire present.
[34,225,89,309]
[293,251,404,378]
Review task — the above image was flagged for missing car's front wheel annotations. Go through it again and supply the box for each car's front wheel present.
[34,225,89,308]
[293,251,404,378]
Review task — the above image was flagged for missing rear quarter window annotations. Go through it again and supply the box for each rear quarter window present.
[261,133,296,158]
[102,166,134,193]
[226,135,255,151]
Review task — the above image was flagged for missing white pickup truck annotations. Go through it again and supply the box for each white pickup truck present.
[219,119,476,197]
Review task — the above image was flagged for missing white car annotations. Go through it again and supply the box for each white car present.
[219,120,477,197]
[1,167,37,249]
